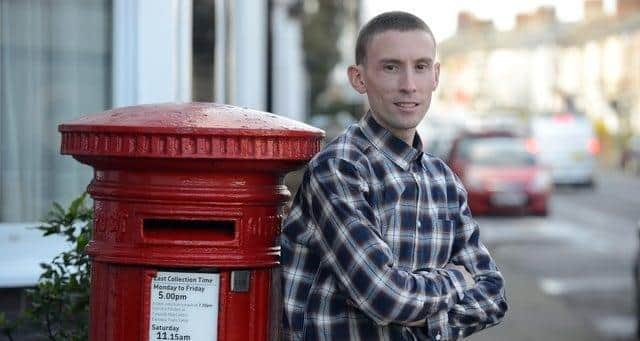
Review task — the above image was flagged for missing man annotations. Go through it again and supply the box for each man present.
[281,11,507,340]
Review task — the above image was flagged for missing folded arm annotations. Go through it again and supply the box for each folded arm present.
[305,157,466,325]
[446,179,509,337]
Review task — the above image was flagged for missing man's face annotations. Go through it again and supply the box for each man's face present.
[350,30,439,140]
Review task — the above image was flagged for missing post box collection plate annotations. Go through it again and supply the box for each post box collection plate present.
[149,271,220,341]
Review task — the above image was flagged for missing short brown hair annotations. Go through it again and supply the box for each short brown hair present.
[355,11,436,65]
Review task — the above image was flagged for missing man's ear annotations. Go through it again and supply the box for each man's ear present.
[433,62,441,89]
[348,64,367,94]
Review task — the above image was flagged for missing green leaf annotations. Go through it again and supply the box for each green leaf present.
[52,201,65,215]
[18,192,93,340]
[76,233,89,251]
[68,192,88,217]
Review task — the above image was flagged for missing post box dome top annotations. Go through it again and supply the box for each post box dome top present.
[60,103,324,136]
[59,102,325,161]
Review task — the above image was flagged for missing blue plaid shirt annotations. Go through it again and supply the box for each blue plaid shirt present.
[281,112,507,340]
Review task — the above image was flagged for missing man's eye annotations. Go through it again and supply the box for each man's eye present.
[416,64,430,71]
[384,65,399,71]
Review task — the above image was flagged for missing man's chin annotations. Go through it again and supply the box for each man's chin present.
[389,121,420,131]
[394,109,426,122]
[391,116,423,129]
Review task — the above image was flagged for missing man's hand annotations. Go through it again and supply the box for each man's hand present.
[445,263,475,291]
[405,318,427,327]
[403,265,475,328]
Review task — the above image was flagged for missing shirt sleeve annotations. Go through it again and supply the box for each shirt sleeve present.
[305,157,465,326]
[446,177,509,336]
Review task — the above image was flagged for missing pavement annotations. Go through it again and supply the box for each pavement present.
[471,245,602,341]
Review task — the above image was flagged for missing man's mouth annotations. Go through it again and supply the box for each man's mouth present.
[394,102,419,108]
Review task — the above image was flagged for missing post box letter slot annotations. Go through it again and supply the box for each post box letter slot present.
[143,219,236,241]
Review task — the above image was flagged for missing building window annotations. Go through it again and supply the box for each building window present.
[0,0,113,222]
[192,0,216,102]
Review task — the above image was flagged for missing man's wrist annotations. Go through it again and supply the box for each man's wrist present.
[439,268,466,302]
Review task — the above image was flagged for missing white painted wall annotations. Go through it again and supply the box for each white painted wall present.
[214,0,230,104]
[272,1,307,120]
[111,0,306,119]
[231,0,268,110]
[112,0,192,107]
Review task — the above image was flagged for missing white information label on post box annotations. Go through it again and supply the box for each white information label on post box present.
[149,271,219,341]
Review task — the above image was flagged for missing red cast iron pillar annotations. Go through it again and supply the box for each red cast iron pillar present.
[59,103,324,341]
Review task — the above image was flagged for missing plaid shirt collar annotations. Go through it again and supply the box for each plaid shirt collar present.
[359,111,424,171]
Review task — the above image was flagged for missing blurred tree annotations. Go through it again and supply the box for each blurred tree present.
[302,0,345,116]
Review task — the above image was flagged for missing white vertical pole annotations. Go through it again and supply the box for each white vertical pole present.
[112,0,192,107]
[231,0,267,110]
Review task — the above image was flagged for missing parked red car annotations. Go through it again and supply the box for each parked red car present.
[447,132,552,216]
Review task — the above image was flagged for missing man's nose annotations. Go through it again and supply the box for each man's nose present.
[399,70,417,93]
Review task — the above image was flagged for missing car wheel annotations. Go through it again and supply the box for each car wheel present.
[633,160,640,177]
[635,264,640,339]
[634,229,640,339]
[533,208,549,217]
[581,178,596,189]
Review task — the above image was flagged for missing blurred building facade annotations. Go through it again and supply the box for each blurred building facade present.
[0,0,307,225]
[438,0,640,139]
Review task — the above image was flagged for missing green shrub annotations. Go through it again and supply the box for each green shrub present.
[0,193,92,341]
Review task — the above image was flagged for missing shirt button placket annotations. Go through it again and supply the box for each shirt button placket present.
[412,171,421,269]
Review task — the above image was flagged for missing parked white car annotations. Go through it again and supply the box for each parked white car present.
[530,114,599,186]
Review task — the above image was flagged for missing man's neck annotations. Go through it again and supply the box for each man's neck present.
[368,111,417,146]
[388,128,416,146]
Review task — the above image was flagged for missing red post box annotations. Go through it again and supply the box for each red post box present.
[59,103,324,340]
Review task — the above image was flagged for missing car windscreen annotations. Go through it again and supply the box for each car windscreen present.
[464,138,536,166]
